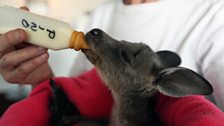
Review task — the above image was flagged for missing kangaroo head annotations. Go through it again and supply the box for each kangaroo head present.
[82,28,213,97]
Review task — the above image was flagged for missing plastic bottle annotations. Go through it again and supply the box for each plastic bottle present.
[0,5,89,51]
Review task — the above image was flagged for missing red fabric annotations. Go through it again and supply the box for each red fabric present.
[0,68,224,126]
[155,94,224,126]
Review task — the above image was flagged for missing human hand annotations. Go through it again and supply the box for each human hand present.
[0,7,53,85]
[0,29,53,85]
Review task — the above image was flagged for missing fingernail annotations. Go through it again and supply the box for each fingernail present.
[14,30,22,40]
[38,47,47,53]
[39,53,48,63]
[41,53,48,59]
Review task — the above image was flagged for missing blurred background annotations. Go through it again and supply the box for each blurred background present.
[0,0,110,116]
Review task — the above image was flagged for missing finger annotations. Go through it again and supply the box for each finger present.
[20,6,30,11]
[0,46,47,70]
[15,43,33,50]
[25,63,53,85]
[3,53,49,83]
[0,47,15,58]
[0,29,27,52]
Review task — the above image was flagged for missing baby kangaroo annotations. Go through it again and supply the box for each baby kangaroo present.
[82,28,213,126]
[50,28,213,126]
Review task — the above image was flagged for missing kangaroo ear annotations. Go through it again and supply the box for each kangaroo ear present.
[153,67,213,97]
[156,51,181,68]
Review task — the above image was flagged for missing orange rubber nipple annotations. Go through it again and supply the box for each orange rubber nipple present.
[70,31,89,51]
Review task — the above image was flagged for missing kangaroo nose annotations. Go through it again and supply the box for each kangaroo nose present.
[90,29,101,36]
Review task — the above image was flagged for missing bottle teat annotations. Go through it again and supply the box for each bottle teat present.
[70,31,89,51]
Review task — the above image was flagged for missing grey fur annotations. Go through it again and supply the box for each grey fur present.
[82,28,213,126]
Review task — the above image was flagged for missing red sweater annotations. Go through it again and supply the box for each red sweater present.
[0,68,224,126]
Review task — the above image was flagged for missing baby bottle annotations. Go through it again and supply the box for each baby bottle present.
[0,5,89,51]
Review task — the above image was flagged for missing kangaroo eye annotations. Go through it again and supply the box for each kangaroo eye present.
[120,50,131,64]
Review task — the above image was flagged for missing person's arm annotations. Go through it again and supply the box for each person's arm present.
[0,68,113,126]
[155,94,224,126]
